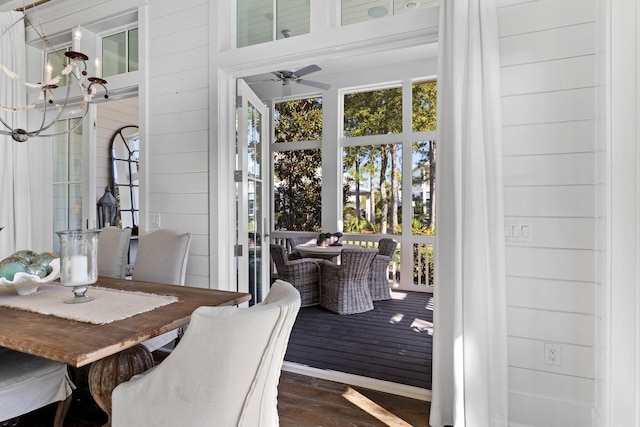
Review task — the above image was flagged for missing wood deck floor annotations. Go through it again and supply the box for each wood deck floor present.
[286,290,433,390]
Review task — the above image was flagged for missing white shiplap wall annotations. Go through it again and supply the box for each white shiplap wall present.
[147,0,211,288]
[498,0,598,425]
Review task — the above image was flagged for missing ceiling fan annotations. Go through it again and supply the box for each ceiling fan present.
[268,64,331,97]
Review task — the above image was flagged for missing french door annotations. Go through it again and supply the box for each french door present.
[235,79,270,304]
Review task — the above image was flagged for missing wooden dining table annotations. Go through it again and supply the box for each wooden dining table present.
[0,276,251,425]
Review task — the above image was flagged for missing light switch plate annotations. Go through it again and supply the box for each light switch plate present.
[504,220,531,243]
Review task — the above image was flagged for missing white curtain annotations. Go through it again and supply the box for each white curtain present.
[0,12,32,258]
[430,1,508,426]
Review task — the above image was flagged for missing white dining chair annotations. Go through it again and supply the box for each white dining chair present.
[131,228,191,352]
[112,280,301,427]
[97,226,132,279]
[0,347,73,427]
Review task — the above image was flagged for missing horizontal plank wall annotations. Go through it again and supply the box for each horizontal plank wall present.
[147,0,211,288]
[498,0,598,425]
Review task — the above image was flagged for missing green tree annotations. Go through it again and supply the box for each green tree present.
[412,81,437,234]
[273,98,323,231]
[343,87,402,234]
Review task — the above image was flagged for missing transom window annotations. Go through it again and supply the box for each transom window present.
[342,0,440,26]
[102,28,139,78]
[237,0,310,48]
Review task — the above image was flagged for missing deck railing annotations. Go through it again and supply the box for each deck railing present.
[269,231,434,292]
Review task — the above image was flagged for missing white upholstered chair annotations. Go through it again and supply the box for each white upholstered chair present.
[97,226,132,279]
[0,347,73,426]
[112,280,301,427]
[131,229,191,352]
[132,229,191,286]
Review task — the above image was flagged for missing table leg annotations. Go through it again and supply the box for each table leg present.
[88,344,154,427]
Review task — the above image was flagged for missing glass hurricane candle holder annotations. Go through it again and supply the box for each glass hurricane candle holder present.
[56,230,101,303]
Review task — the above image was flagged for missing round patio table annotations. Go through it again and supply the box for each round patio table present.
[294,242,364,262]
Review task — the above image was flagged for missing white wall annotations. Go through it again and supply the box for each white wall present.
[146,0,211,288]
[498,0,599,425]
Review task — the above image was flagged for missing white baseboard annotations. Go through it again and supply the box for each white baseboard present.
[281,361,432,402]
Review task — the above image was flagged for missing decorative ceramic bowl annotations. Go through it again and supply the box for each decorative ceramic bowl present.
[0,258,60,296]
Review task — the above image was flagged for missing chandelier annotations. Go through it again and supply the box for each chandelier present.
[0,8,108,142]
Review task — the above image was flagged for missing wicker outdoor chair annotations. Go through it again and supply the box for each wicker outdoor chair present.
[368,238,398,301]
[270,244,321,307]
[288,236,317,260]
[320,248,377,315]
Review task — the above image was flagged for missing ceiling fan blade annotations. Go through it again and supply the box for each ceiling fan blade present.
[294,64,321,77]
[297,79,331,91]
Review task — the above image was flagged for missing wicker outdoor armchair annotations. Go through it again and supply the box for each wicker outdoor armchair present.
[320,248,377,315]
[368,238,398,301]
[270,244,321,307]
[288,236,317,260]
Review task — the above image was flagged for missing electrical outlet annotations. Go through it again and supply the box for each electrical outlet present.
[150,213,161,228]
[544,343,561,366]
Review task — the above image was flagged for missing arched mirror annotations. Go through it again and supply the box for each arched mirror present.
[110,125,139,234]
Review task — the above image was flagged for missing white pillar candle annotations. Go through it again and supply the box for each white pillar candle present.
[94,57,101,78]
[70,255,88,283]
[45,62,52,83]
[73,26,82,52]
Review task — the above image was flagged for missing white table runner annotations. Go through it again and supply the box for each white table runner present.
[0,283,178,325]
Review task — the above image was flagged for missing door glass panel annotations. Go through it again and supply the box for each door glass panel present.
[237,79,269,305]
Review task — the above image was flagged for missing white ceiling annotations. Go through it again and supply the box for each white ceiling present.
[242,41,437,100]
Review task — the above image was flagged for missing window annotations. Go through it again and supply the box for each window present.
[237,0,310,48]
[342,80,437,287]
[102,28,138,78]
[52,118,83,253]
[342,86,403,234]
[47,48,71,87]
[341,0,440,26]
[272,97,323,231]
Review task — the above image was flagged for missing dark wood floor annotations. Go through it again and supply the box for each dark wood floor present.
[15,370,430,426]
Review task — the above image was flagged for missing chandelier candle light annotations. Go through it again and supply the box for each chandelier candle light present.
[0,10,108,142]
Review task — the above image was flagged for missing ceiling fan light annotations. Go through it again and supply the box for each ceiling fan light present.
[367,6,388,18]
